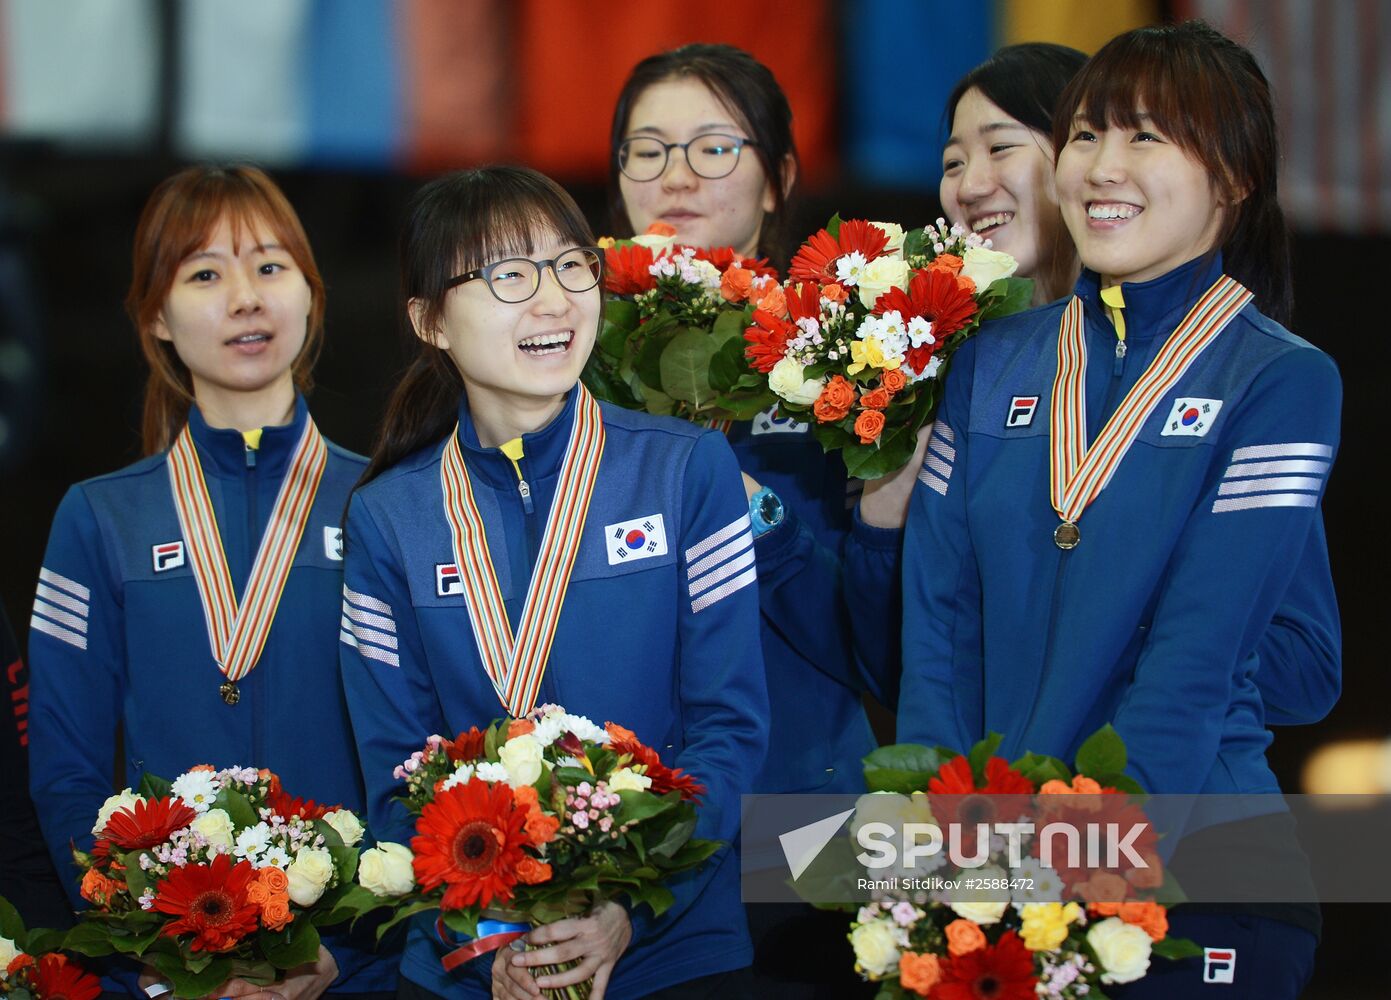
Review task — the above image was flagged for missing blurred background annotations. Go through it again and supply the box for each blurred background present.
[0,0,1385,994]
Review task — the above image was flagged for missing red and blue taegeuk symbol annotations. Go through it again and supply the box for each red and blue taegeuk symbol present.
[1181,406,1201,427]
[625,529,646,550]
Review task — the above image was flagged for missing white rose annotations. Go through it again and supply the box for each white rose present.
[357,842,415,897]
[959,246,1018,291]
[322,809,365,848]
[768,358,824,406]
[92,788,143,835]
[856,255,911,310]
[870,221,906,257]
[286,847,335,906]
[1088,916,1153,984]
[0,935,21,970]
[499,735,544,787]
[631,231,677,252]
[608,768,653,793]
[190,808,235,850]
[849,791,934,844]
[948,899,1010,926]
[849,919,901,977]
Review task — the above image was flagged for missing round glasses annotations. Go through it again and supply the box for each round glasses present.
[617,133,758,182]
[446,247,604,304]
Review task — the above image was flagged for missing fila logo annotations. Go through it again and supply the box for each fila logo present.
[1006,395,1040,428]
[435,563,464,598]
[1203,947,1236,984]
[605,513,669,566]
[752,405,809,436]
[323,526,343,561]
[152,541,185,573]
[1162,397,1224,437]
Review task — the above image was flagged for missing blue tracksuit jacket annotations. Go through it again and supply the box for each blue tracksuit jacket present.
[896,256,1341,795]
[338,391,768,999]
[26,397,397,994]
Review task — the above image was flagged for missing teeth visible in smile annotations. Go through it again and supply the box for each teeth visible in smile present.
[518,331,573,355]
[971,212,1013,233]
[231,333,269,344]
[1088,203,1142,220]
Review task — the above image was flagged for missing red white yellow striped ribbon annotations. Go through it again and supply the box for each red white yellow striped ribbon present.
[167,419,327,687]
[1050,275,1252,526]
[440,387,606,716]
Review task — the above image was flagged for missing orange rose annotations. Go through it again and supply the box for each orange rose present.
[507,719,536,740]
[1078,871,1130,913]
[512,784,539,810]
[1125,851,1165,890]
[644,221,677,237]
[750,281,787,317]
[261,897,293,932]
[1118,901,1168,941]
[720,266,754,303]
[822,282,848,303]
[812,375,855,423]
[525,812,560,847]
[944,919,986,956]
[257,867,290,894]
[1039,779,1072,796]
[80,868,118,906]
[881,368,907,394]
[246,880,270,906]
[956,275,977,295]
[605,722,639,744]
[854,409,886,444]
[859,387,892,410]
[516,857,553,885]
[1070,775,1103,794]
[928,253,964,274]
[188,764,216,773]
[898,951,942,995]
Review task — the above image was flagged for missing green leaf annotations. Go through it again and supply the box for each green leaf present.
[138,773,172,800]
[862,743,949,794]
[260,920,321,970]
[376,898,439,940]
[0,895,26,944]
[1074,725,1127,779]
[121,849,150,902]
[1092,772,1146,796]
[658,329,719,407]
[329,844,359,885]
[967,733,1005,783]
[1010,752,1072,787]
[647,813,697,859]
[315,884,386,927]
[642,386,676,418]
[152,952,231,999]
[214,787,259,830]
[106,922,163,956]
[824,213,843,238]
[708,338,745,393]
[977,276,1034,320]
[600,299,640,345]
[615,790,679,827]
[710,308,749,347]
[61,921,119,958]
[24,928,67,957]
[622,882,676,918]
[902,227,927,261]
[1152,935,1204,960]
[634,330,670,391]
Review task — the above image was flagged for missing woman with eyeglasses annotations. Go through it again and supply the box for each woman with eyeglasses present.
[339,166,766,1000]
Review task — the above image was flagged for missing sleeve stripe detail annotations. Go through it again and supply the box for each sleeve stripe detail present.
[690,566,757,614]
[688,547,757,598]
[35,583,89,618]
[1218,476,1324,497]
[687,529,753,579]
[39,567,90,602]
[33,600,88,634]
[934,421,955,443]
[1224,459,1330,478]
[918,469,950,495]
[684,513,752,563]
[30,614,87,650]
[339,628,400,667]
[340,615,399,650]
[1231,442,1333,461]
[924,453,953,480]
[1212,494,1319,513]
[928,437,956,463]
[343,584,393,617]
[341,602,396,633]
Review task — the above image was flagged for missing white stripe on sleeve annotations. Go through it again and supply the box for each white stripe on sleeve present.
[35,583,88,618]
[1212,494,1320,514]
[38,567,90,603]
[690,566,758,614]
[684,514,752,563]
[30,614,87,651]
[1230,442,1334,462]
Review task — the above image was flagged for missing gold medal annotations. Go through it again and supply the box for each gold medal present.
[1053,521,1080,550]
[219,680,241,705]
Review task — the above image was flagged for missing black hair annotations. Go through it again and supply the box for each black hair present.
[944,43,1088,139]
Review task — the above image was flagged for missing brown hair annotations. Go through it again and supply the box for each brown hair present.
[358,165,595,487]
[1051,21,1292,325]
[126,164,326,454]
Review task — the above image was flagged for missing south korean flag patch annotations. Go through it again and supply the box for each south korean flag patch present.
[752,405,808,436]
[152,540,185,573]
[323,526,343,561]
[605,513,669,566]
[1161,397,1224,437]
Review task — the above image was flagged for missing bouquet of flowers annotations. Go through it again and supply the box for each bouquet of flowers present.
[744,217,1033,478]
[374,705,719,999]
[60,766,376,998]
[582,223,781,422]
[843,727,1199,998]
[0,899,100,1000]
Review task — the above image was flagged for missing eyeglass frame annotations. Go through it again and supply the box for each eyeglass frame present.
[444,246,606,304]
[616,132,761,182]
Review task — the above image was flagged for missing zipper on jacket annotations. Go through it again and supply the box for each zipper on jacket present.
[499,438,535,515]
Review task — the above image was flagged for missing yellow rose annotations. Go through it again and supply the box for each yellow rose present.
[849,920,902,978]
[849,791,934,844]
[870,221,907,257]
[92,788,143,835]
[1019,901,1082,952]
[856,255,911,309]
[190,808,236,850]
[960,246,1018,291]
[499,734,544,787]
[631,231,678,252]
[948,899,1009,926]
[608,768,653,793]
[768,358,824,405]
[847,337,901,375]
[286,848,335,906]
[358,842,415,897]
[1088,916,1154,984]
[322,809,365,847]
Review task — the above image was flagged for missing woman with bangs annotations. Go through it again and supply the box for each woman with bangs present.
[338,166,765,1000]
[27,165,397,999]
[898,22,1336,996]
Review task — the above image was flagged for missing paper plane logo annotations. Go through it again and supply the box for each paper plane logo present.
[779,808,855,880]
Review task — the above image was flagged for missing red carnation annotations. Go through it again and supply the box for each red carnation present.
[935,929,1036,1000]
[266,787,336,822]
[788,219,889,285]
[604,243,657,295]
[30,954,102,1000]
[744,309,795,374]
[411,781,531,911]
[152,853,260,953]
[103,797,198,851]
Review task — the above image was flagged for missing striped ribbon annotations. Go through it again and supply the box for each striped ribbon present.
[1050,275,1252,526]
[440,387,606,716]
[167,419,328,687]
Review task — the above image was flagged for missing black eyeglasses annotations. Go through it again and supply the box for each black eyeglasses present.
[446,247,604,304]
[617,133,759,182]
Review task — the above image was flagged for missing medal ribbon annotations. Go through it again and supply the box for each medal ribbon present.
[439,387,606,716]
[167,419,328,686]
[1050,275,1251,525]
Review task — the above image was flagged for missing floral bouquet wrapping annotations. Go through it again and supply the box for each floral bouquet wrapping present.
[0,899,100,1000]
[743,218,1033,478]
[372,704,719,999]
[842,727,1199,998]
[582,223,781,422]
[60,766,376,998]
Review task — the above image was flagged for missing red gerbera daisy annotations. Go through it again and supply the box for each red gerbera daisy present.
[873,268,978,336]
[266,787,336,821]
[693,246,777,280]
[442,726,486,764]
[29,954,102,1000]
[604,243,657,295]
[928,755,1035,833]
[103,797,198,851]
[412,781,530,911]
[935,930,1036,1000]
[785,282,822,324]
[606,733,706,802]
[152,853,260,953]
[744,309,795,373]
[788,219,889,285]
